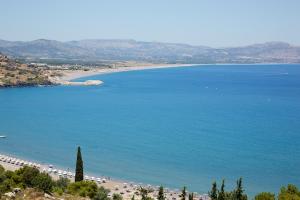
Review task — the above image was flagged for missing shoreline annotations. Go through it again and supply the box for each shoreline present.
[53,63,198,85]
[55,62,297,84]
[0,153,208,200]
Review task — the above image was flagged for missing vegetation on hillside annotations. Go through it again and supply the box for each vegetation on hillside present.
[0,54,55,87]
[1,148,299,199]
[0,165,110,199]
[0,164,299,200]
[208,179,300,200]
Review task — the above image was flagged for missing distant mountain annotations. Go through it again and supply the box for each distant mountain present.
[223,42,300,63]
[0,39,299,64]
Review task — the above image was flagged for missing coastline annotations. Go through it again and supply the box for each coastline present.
[0,153,208,200]
[53,63,198,85]
[0,63,206,199]
[56,63,295,83]
[0,63,209,199]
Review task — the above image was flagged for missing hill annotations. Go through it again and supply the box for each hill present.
[0,54,54,87]
[0,39,299,64]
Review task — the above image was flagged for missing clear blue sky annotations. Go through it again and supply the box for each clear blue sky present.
[1,0,299,47]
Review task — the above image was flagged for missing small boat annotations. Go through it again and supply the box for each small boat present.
[0,136,6,138]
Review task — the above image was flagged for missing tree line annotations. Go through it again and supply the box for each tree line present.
[208,179,300,200]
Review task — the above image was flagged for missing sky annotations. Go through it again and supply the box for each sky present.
[1,0,300,47]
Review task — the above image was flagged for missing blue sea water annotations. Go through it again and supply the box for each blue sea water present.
[0,64,300,196]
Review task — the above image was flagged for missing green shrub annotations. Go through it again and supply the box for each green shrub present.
[0,165,4,174]
[3,170,13,178]
[67,181,98,198]
[0,165,6,183]
[31,173,54,193]
[0,179,14,194]
[113,193,123,200]
[16,166,40,187]
[55,177,70,191]
[53,187,64,196]
[255,192,275,200]
[92,186,110,200]
[279,184,300,200]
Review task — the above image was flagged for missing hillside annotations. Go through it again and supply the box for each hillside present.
[0,39,299,64]
[0,54,54,87]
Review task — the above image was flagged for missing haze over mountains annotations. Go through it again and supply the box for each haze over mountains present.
[0,39,299,64]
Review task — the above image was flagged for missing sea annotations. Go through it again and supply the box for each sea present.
[0,64,299,197]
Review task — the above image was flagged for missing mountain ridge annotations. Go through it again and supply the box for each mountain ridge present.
[0,39,299,64]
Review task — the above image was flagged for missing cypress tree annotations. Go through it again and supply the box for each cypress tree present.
[218,180,225,200]
[234,178,247,200]
[180,186,187,200]
[158,186,165,200]
[75,146,83,182]
[138,186,153,200]
[209,181,218,200]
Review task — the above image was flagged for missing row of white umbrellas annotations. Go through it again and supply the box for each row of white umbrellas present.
[0,154,41,168]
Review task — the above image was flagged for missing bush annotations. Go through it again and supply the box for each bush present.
[279,184,300,200]
[4,170,15,179]
[92,186,110,200]
[67,181,98,198]
[0,165,5,183]
[0,165,4,174]
[53,187,64,196]
[31,173,54,193]
[255,192,275,200]
[55,177,70,191]
[0,179,14,194]
[16,166,40,187]
[113,193,123,200]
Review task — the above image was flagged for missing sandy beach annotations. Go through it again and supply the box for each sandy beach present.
[53,64,197,85]
[1,151,208,200]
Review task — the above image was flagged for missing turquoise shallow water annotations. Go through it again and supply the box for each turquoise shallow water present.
[0,64,300,196]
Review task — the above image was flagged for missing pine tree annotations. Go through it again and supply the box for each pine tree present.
[158,186,165,200]
[189,193,194,200]
[218,180,225,200]
[180,186,187,200]
[209,181,218,200]
[75,146,83,182]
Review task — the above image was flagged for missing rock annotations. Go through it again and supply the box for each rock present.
[4,192,15,198]
[44,193,55,199]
